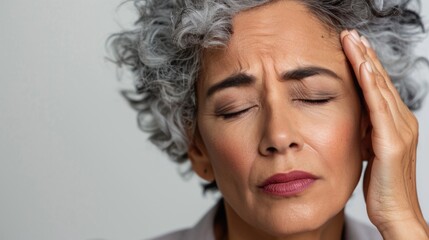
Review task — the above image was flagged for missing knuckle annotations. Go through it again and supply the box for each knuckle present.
[384,93,396,105]
[376,75,388,89]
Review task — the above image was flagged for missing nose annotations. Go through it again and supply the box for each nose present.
[258,100,303,156]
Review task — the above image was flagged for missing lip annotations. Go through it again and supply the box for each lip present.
[259,171,318,197]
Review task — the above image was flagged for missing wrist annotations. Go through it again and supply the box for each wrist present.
[378,218,429,240]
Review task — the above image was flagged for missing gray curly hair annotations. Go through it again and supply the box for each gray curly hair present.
[109,0,428,168]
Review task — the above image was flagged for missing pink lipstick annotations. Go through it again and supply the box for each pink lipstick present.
[259,171,317,197]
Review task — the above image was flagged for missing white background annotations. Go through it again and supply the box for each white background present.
[0,1,428,240]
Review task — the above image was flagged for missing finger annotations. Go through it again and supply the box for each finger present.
[369,58,405,126]
[350,32,399,115]
[360,36,390,80]
[343,30,404,129]
[361,35,417,134]
[341,30,398,140]
[359,61,398,141]
[360,36,410,113]
[341,30,367,80]
[341,30,367,56]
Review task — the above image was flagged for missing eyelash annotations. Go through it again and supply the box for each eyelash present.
[295,98,333,105]
[217,98,333,120]
[218,107,252,119]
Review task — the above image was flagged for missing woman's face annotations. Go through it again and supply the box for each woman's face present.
[190,1,368,237]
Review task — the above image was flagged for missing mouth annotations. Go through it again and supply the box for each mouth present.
[258,171,318,197]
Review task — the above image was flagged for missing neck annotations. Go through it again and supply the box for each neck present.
[214,200,345,240]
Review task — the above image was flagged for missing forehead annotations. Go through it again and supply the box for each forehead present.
[200,1,345,85]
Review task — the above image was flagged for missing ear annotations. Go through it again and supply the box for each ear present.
[188,127,215,182]
[359,109,372,161]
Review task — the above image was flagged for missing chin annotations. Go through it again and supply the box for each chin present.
[250,204,344,237]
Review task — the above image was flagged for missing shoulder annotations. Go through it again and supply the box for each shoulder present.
[344,216,382,240]
[148,203,218,240]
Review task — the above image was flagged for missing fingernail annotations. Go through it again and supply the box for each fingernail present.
[350,30,361,43]
[361,36,371,48]
[347,34,358,45]
[364,61,373,73]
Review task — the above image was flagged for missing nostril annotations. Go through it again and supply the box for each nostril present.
[266,147,277,153]
[289,143,298,148]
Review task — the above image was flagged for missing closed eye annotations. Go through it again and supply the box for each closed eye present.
[217,107,253,120]
[295,98,333,105]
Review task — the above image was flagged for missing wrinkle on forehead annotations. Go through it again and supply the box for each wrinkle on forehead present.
[199,0,345,92]
[230,1,341,51]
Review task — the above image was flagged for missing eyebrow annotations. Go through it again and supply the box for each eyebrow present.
[206,66,341,98]
[206,73,255,98]
[282,66,342,81]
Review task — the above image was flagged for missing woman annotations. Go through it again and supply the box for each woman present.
[109,0,429,239]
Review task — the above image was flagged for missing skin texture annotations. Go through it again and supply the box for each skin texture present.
[188,1,428,239]
[341,30,429,238]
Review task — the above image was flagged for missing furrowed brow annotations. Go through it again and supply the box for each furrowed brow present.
[206,73,255,98]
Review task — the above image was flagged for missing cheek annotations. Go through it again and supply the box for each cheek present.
[314,119,360,152]
[200,123,257,186]
[305,109,363,185]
